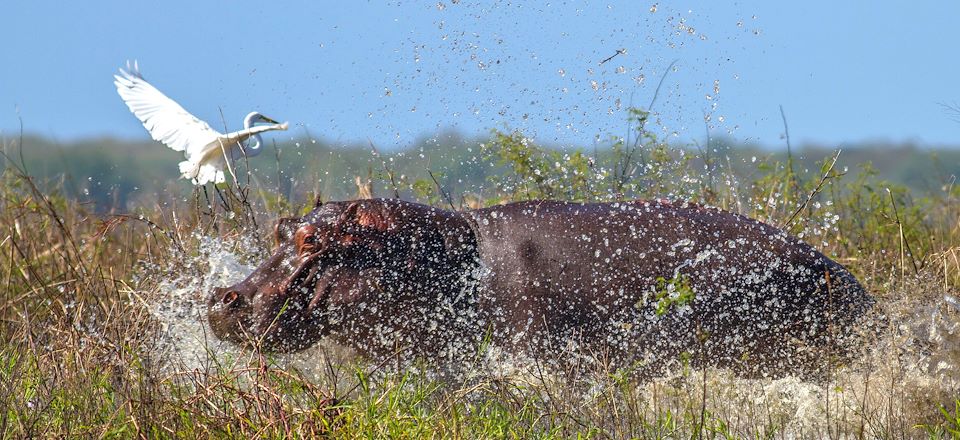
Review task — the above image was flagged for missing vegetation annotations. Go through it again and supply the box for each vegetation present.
[9,131,960,214]
[1,112,959,438]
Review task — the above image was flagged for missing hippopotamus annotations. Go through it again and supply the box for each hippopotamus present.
[207,198,875,377]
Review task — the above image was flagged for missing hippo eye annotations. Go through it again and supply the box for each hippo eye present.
[295,224,320,256]
[299,233,318,255]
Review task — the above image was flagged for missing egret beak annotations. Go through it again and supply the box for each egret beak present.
[259,115,281,124]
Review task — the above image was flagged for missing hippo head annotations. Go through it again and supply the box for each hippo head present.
[207,198,479,353]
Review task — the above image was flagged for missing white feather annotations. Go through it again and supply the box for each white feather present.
[114,61,288,185]
[114,61,220,154]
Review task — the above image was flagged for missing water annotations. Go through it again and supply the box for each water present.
[151,236,252,372]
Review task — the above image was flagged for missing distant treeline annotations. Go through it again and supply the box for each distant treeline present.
[2,131,958,213]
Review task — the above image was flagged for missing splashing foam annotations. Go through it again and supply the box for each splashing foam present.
[151,236,254,372]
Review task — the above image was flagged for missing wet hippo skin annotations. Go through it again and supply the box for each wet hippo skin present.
[208,198,875,378]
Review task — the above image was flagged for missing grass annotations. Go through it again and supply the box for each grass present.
[1,121,960,439]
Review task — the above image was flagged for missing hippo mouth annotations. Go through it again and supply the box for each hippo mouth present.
[251,252,354,351]
[208,252,326,348]
[274,251,340,329]
[280,251,326,301]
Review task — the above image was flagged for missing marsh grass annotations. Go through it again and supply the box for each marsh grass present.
[1,125,960,439]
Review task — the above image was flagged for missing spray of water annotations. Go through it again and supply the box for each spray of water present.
[150,236,252,373]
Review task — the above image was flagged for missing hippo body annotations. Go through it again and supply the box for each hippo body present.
[208,198,874,377]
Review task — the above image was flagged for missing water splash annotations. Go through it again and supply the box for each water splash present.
[150,236,255,373]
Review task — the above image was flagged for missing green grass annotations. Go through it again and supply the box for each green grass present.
[1,119,960,438]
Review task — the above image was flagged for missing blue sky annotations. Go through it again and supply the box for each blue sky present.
[2,1,958,149]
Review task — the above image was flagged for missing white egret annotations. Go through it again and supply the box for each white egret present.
[114,61,289,185]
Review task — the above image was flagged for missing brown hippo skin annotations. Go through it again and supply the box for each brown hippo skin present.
[207,198,875,377]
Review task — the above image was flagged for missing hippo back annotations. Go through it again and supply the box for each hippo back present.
[468,199,872,376]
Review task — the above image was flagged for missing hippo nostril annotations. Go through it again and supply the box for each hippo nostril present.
[222,290,240,306]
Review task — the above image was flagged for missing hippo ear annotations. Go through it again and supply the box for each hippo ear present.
[339,201,392,232]
[274,217,300,246]
[314,195,324,208]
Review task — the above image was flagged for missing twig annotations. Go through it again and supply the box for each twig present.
[368,140,400,199]
[96,213,185,254]
[938,101,960,124]
[215,107,261,245]
[886,188,919,278]
[697,322,708,440]
[0,119,88,277]
[698,113,715,196]
[785,150,843,227]
[647,59,678,116]
[779,105,794,172]
[428,170,456,211]
[614,59,678,194]
[599,48,626,65]
[274,139,283,203]
[779,105,799,195]
[335,344,411,402]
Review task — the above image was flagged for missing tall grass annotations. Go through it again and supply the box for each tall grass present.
[1,121,959,438]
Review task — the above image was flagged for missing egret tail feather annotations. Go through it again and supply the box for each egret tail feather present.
[177,161,219,185]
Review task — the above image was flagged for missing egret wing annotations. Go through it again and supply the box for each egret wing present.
[114,61,221,153]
